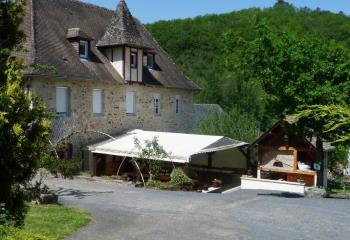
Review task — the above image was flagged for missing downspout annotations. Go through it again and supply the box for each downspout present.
[316,136,325,187]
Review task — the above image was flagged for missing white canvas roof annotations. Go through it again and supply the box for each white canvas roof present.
[88,129,247,163]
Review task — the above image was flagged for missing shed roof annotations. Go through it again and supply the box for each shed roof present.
[250,120,335,151]
[88,129,247,163]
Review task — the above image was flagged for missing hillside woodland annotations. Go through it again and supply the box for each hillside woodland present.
[147,1,350,144]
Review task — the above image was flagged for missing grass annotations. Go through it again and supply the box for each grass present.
[329,188,350,194]
[24,204,91,240]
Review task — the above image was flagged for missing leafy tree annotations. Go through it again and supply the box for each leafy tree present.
[134,137,170,182]
[225,23,350,118]
[0,0,25,82]
[290,105,350,177]
[0,0,50,226]
[291,105,350,145]
[196,107,261,143]
[328,145,349,175]
[147,2,350,133]
[223,22,350,185]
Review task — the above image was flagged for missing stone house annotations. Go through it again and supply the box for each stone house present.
[19,0,200,167]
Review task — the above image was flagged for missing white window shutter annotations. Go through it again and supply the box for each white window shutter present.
[56,87,68,115]
[93,89,103,115]
[126,91,135,114]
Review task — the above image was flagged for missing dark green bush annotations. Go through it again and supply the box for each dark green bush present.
[146,179,167,189]
[0,188,28,227]
[170,168,193,187]
[0,205,14,226]
[0,225,53,240]
[40,154,80,179]
[146,179,181,191]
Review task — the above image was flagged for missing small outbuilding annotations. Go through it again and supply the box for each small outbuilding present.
[87,129,248,186]
[249,121,334,188]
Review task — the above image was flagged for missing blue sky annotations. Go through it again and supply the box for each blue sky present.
[83,0,350,23]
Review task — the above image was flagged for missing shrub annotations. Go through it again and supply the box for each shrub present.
[170,168,193,187]
[146,179,181,191]
[40,154,81,179]
[24,180,51,203]
[146,179,165,189]
[0,205,14,226]
[0,225,53,240]
[0,188,28,227]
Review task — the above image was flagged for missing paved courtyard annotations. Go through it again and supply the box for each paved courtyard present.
[45,178,350,240]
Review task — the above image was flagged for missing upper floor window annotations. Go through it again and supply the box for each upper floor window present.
[175,95,181,115]
[153,93,160,116]
[56,87,70,117]
[126,91,136,115]
[147,53,154,69]
[79,40,89,59]
[130,52,137,68]
[93,89,104,116]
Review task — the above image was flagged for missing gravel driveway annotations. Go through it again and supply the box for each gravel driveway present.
[45,177,350,240]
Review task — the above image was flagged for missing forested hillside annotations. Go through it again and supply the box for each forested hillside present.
[147,1,350,141]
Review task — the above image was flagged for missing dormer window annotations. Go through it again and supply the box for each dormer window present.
[66,28,93,60]
[79,40,89,59]
[130,51,137,68]
[147,53,154,69]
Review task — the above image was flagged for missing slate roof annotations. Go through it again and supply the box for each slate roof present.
[201,137,248,153]
[97,0,150,49]
[21,0,200,90]
[250,120,335,151]
[66,28,93,40]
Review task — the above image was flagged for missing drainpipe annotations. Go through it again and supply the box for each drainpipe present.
[316,137,325,187]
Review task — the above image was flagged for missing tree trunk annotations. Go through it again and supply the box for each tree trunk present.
[316,136,324,187]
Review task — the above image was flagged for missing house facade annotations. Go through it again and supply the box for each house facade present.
[20,0,200,164]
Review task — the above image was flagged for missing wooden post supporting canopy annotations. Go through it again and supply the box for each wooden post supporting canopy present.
[207,152,213,168]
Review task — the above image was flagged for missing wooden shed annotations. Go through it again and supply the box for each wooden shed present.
[250,121,332,187]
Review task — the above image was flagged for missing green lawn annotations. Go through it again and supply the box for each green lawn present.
[329,188,350,194]
[24,204,91,240]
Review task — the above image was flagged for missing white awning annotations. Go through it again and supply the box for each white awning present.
[88,129,247,163]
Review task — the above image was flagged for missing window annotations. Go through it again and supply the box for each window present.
[126,91,135,115]
[175,95,180,115]
[56,87,70,117]
[93,89,104,116]
[79,40,88,59]
[147,53,154,68]
[130,52,137,68]
[153,93,160,116]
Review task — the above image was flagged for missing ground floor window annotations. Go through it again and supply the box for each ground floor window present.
[126,91,136,115]
[175,95,181,115]
[56,86,70,117]
[153,93,160,116]
[93,89,104,116]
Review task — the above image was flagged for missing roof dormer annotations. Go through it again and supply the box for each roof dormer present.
[66,28,93,60]
[97,0,153,82]
[96,0,151,49]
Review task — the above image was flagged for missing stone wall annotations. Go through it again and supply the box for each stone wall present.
[30,77,194,164]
